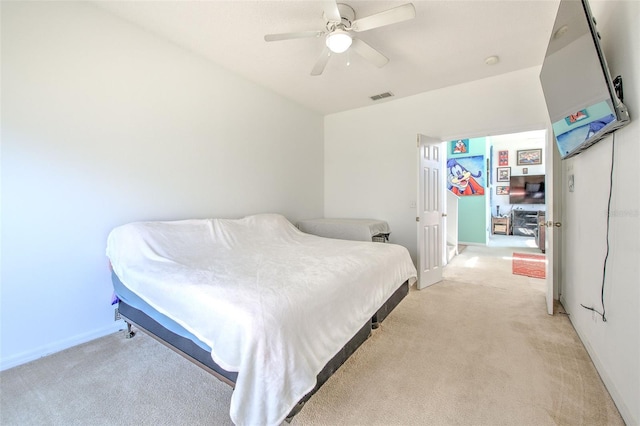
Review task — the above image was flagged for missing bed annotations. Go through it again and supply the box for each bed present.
[106,213,417,425]
[296,218,391,242]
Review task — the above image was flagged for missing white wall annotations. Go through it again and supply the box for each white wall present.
[559,2,639,425]
[1,2,324,369]
[324,66,550,262]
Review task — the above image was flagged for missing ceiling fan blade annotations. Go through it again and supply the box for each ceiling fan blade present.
[264,31,323,42]
[311,47,331,76]
[323,0,341,23]
[351,3,416,32]
[351,38,389,68]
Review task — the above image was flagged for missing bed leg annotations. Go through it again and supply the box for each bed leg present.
[124,321,136,339]
[371,314,380,329]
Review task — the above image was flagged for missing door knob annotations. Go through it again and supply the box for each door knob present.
[442,213,447,217]
[545,221,562,227]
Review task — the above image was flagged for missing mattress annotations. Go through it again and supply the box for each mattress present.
[107,213,417,425]
[114,269,409,356]
[112,271,211,352]
[117,298,239,385]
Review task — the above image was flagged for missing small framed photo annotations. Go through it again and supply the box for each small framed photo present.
[451,139,469,155]
[522,167,529,174]
[517,149,542,165]
[498,150,509,166]
[496,186,510,195]
[497,167,511,182]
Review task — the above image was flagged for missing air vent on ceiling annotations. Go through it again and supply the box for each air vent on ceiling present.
[370,92,394,101]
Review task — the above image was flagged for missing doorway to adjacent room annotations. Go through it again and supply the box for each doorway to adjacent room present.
[420,128,557,315]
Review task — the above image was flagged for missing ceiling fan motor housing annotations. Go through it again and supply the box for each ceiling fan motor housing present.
[328,3,355,28]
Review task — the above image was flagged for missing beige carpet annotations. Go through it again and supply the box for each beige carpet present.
[1,245,623,425]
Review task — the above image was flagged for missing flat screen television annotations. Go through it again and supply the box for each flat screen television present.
[539,0,630,160]
[510,175,545,204]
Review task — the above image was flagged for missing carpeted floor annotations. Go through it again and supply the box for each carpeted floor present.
[0,245,624,425]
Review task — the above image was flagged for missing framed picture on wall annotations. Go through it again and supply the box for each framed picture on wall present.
[446,155,485,196]
[496,186,510,195]
[517,149,542,165]
[498,150,509,166]
[451,139,469,155]
[523,167,529,174]
[497,167,510,182]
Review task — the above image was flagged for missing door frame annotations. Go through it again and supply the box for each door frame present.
[424,128,559,315]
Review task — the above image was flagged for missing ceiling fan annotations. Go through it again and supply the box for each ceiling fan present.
[264,1,416,76]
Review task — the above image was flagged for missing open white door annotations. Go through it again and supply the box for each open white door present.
[544,129,558,315]
[417,134,444,289]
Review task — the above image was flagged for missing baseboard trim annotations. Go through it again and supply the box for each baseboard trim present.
[563,301,635,426]
[560,294,567,309]
[0,322,124,372]
[458,241,485,247]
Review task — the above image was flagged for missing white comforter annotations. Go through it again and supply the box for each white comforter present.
[106,214,417,426]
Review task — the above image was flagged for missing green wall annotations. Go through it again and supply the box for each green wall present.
[448,137,487,244]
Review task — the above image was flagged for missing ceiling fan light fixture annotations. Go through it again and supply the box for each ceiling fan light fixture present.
[326,29,352,53]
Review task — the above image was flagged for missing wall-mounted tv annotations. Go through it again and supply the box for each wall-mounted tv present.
[510,175,545,204]
[539,0,630,160]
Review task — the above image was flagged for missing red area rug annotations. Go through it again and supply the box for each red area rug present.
[512,252,546,279]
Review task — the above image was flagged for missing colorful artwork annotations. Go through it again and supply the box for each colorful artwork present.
[451,139,469,155]
[497,167,510,182]
[447,156,485,196]
[565,109,589,125]
[498,150,509,166]
[496,186,510,195]
[517,149,542,165]
[553,100,616,158]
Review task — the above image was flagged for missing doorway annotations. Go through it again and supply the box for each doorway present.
[486,130,547,250]
[421,128,556,315]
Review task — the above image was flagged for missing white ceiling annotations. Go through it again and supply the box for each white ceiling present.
[95,0,561,115]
